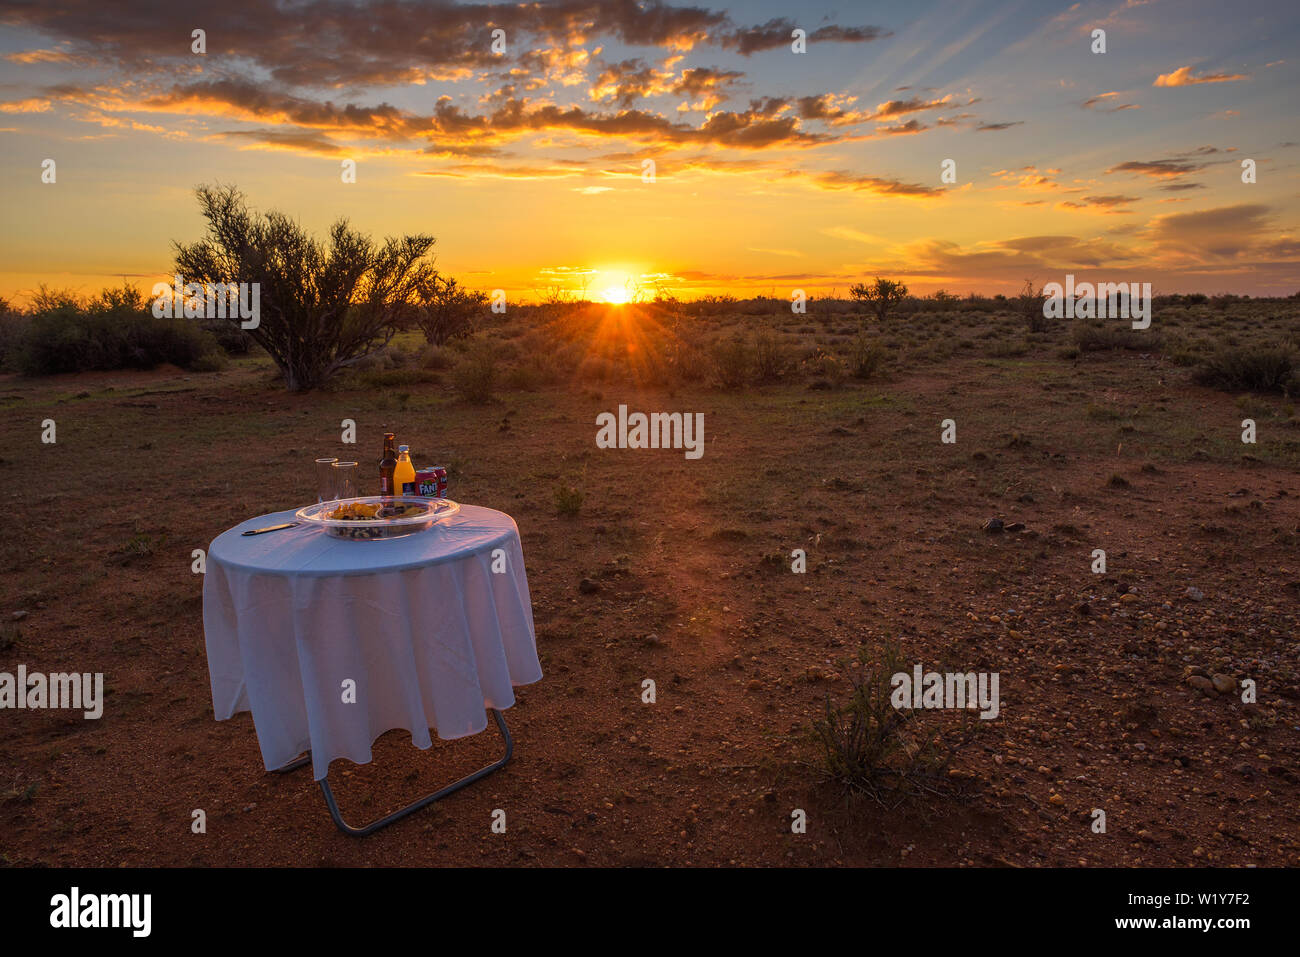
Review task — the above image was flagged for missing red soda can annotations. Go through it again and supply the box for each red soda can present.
[415,466,449,498]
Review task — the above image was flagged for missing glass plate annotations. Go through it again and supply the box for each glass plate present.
[295,496,460,541]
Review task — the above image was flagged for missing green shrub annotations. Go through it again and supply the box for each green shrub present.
[451,340,497,403]
[1194,344,1296,394]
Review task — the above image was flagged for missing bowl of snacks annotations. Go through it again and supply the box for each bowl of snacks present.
[295,496,459,541]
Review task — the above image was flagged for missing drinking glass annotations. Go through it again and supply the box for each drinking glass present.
[315,457,339,502]
[332,461,359,500]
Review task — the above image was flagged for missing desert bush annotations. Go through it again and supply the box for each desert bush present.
[412,275,488,346]
[0,297,28,371]
[1071,321,1158,352]
[173,184,440,391]
[988,338,1030,358]
[848,333,885,379]
[1194,343,1297,394]
[418,345,456,370]
[451,339,497,403]
[1163,334,1207,367]
[713,334,751,389]
[849,277,908,323]
[553,483,585,516]
[810,642,975,807]
[199,316,256,355]
[753,326,783,381]
[16,283,223,375]
[666,327,713,384]
[1019,279,1050,333]
[189,352,229,373]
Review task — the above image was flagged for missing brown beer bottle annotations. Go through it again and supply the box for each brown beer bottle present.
[378,432,398,497]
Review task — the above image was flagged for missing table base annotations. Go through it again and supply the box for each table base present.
[275,709,513,837]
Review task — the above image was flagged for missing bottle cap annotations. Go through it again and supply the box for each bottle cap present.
[398,445,409,452]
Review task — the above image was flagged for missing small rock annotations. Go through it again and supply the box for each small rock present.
[982,518,1005,533]
[1049,793,1065,806]
[1185,675,1215,695]
[578,578,600,594]
[746,679,763,691]
[1185,586,1204,602]
[1211,674,1235,695]
[1120,593,1138,604]
[1005,522,1026,532]
[11,611,27,622]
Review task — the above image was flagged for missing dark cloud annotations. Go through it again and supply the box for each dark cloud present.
[1082,92,1138,112]
[1106,158,1210,178]
[812,170,942,198]
[1143,204,1276,260]
[876,118,927,135]
[0,1,880,87]
[216,128,344,155]
[721,18,888,55]
[975,121,1024,131]
[1060,194,1139,210]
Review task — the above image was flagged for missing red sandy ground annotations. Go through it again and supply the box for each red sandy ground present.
[1,354,1298,866]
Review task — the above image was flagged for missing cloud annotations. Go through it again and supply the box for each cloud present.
[1082,91,1139,112]
[898,234,1139,279]
[721,18,889,55]
[5,49,76,64]
[216,128,346,155]
[0,0,879,88]
[1154,65,1249,87]
[1058,194,1139,213]
[1106,158,1212,179]
[0,97,52,113]
[975,121,1023,131]
[1142,203,1277,261]
[821,226,886,244]
[811,170,943,198]
[876,119,927,136]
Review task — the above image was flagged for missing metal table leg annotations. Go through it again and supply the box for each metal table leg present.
[274,709,514,837]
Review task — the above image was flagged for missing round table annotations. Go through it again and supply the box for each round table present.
[202,503,542,833]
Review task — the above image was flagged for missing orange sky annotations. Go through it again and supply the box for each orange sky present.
[0,0,1297,305]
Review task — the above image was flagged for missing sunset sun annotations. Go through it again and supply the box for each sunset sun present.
[600,285,630,305]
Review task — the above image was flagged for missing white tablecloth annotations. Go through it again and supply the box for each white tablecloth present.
[202,504,542,780]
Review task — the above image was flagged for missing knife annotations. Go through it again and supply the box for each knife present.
[241,522,300,536]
